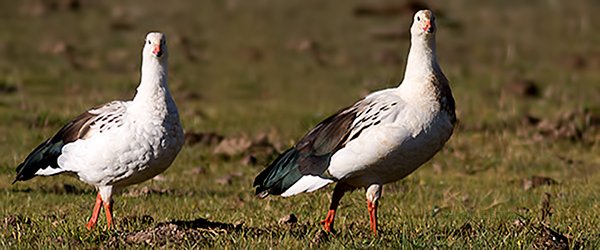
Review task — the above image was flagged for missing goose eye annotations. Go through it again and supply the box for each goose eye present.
[417,16,421,21]
[147,40,151,45]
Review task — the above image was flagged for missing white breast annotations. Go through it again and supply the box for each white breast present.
[57,107,184,188]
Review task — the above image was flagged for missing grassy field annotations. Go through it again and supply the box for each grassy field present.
[1,0,600,248]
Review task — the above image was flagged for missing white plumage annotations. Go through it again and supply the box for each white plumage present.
[14,32,184,230]
[254,10,455,235]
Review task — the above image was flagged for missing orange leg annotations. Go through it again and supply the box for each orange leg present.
[367,200,378,235]
[103,200,113,229]
[86,192,103,230]
[321,209,336,232]
[320,183,351,233]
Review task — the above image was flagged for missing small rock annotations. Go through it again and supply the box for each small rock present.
[152,175,166,181]
[278,214,298,224]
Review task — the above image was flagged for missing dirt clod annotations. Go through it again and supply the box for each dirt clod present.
[185,131,224,146]
[126,218,239,246]
[533,225,569,250]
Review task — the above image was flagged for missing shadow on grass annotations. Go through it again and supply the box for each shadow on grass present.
[11,183,92,195]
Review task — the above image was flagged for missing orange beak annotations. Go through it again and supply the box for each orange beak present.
[152,45,162,57]
[423,20,431,33]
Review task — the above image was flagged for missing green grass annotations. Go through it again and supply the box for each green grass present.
[1,0,600,248]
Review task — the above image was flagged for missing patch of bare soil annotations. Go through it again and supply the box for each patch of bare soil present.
[123,216,320,247]
[521,108,600,143]
[125,218,241,246]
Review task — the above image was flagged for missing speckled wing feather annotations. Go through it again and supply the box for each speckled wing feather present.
[254,93,402,196]
[14,101,127,182]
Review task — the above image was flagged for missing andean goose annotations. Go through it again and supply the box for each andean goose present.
[253,10,456,235]
[13,32,184,230]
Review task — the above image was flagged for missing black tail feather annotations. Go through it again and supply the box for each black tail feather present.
[14,139,65,183]
[253,148,304,197]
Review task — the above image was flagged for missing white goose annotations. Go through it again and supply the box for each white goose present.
[14,32,184,230]
[254,10,455,235]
